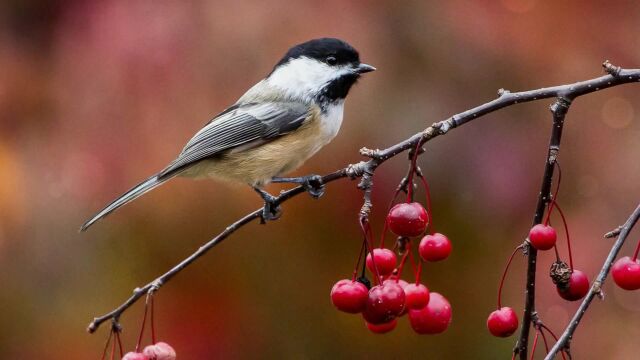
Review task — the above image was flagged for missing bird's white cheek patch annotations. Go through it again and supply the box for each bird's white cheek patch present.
[267,57,351,101]
[320,102,344,142]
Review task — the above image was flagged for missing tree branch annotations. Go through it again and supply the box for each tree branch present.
[516,97,570,359]
[544,203,640,360]
[88,62,640,336]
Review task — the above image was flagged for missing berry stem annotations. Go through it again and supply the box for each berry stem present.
[116,331,123,358]
[381,177,408,248]
[529,329,540,360]
[539,327,550,353]
[406,248,419,283]
[150,293,156,345]
[417,172,434,234]
[100,329,113,360]
[352,239,367,281]
[539,324,567,360]
[553,201,573,269]
[415,260,423,285]
[360,219,382,284]
[632,238,640,261]
[548,218,561,262]
[380,219,390,249]
[396,248,411,279]
[553,244,561,262]
[135,295,150,352]
[406,142,422,203]
[360,243,368,280]
[544,161,562,226]
[497,245,523,309]
[109,333,116,360]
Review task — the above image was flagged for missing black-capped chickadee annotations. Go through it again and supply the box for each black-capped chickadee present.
[81,38,375,231]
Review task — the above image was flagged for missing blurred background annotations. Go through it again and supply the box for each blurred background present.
[1,0,640,358]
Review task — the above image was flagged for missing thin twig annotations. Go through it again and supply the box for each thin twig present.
[545,203,640,360]
[88,63,640,336]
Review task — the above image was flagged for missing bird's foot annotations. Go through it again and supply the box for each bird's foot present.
[303,175,325,198]
[253,188,282,223]
[272,174,325,199]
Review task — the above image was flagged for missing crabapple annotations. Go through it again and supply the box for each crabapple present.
[528,224,557,251]
[330,279,369,313]
[362,283,406,324]
[557,269,589,301]
[366,248,397,276]
[419,233,452,262]
[387,202,429,237]
[403,283,430,310]
[611,256,640,290]
[487,307,519,337]
[142,342,176,360]
[365,318,397,334]
[408,292,452,334]
[122,353,150,360]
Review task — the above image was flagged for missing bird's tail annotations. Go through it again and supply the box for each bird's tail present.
[80,173,173,232]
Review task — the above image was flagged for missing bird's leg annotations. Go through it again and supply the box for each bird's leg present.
[253,187,282,222]
[271,174,325,198]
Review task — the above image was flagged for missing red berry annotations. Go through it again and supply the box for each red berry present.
[384,278,409,290]
[612,256,640,290]
[142,342,176,360]
[408,292,452,334]
[366,248,397,276]
[365,318,398,334]
[419,233,452,262]
[487,307,519,337]
[404,283,430,309]
[330,279,368,313]
[383,279,411,315]
[122,353,150,360]
[387,202,429,237]
[557,269,589,301]
[362,283,406,324]
[382,278,410,291]
[528,224,557,250]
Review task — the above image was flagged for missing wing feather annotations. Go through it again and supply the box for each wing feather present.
[158,102,309,178]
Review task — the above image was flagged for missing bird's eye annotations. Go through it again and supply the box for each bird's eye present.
[326,56,337,65]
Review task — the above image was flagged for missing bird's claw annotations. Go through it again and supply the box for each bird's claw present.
[302,175,325,198]
[267,174,324,201]
[261,199,282,223]
[254,187,282,223]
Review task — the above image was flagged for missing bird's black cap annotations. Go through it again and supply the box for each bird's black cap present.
[274,38,361,69]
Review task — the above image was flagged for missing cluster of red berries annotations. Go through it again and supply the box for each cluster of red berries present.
[101,295,177,360]
[102,333,176,360]
[330,210,452,333]
[487,162,590,339]
[528,222,590,301]
[331,153,453,334]
[612,240,640,291]
[123,342,176,360]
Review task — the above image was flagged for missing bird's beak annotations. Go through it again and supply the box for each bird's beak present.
[356,63,376,74]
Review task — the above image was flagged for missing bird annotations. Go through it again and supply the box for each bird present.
[80,37,375,231]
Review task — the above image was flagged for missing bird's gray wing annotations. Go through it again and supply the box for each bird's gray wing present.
[158,102,309,178]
